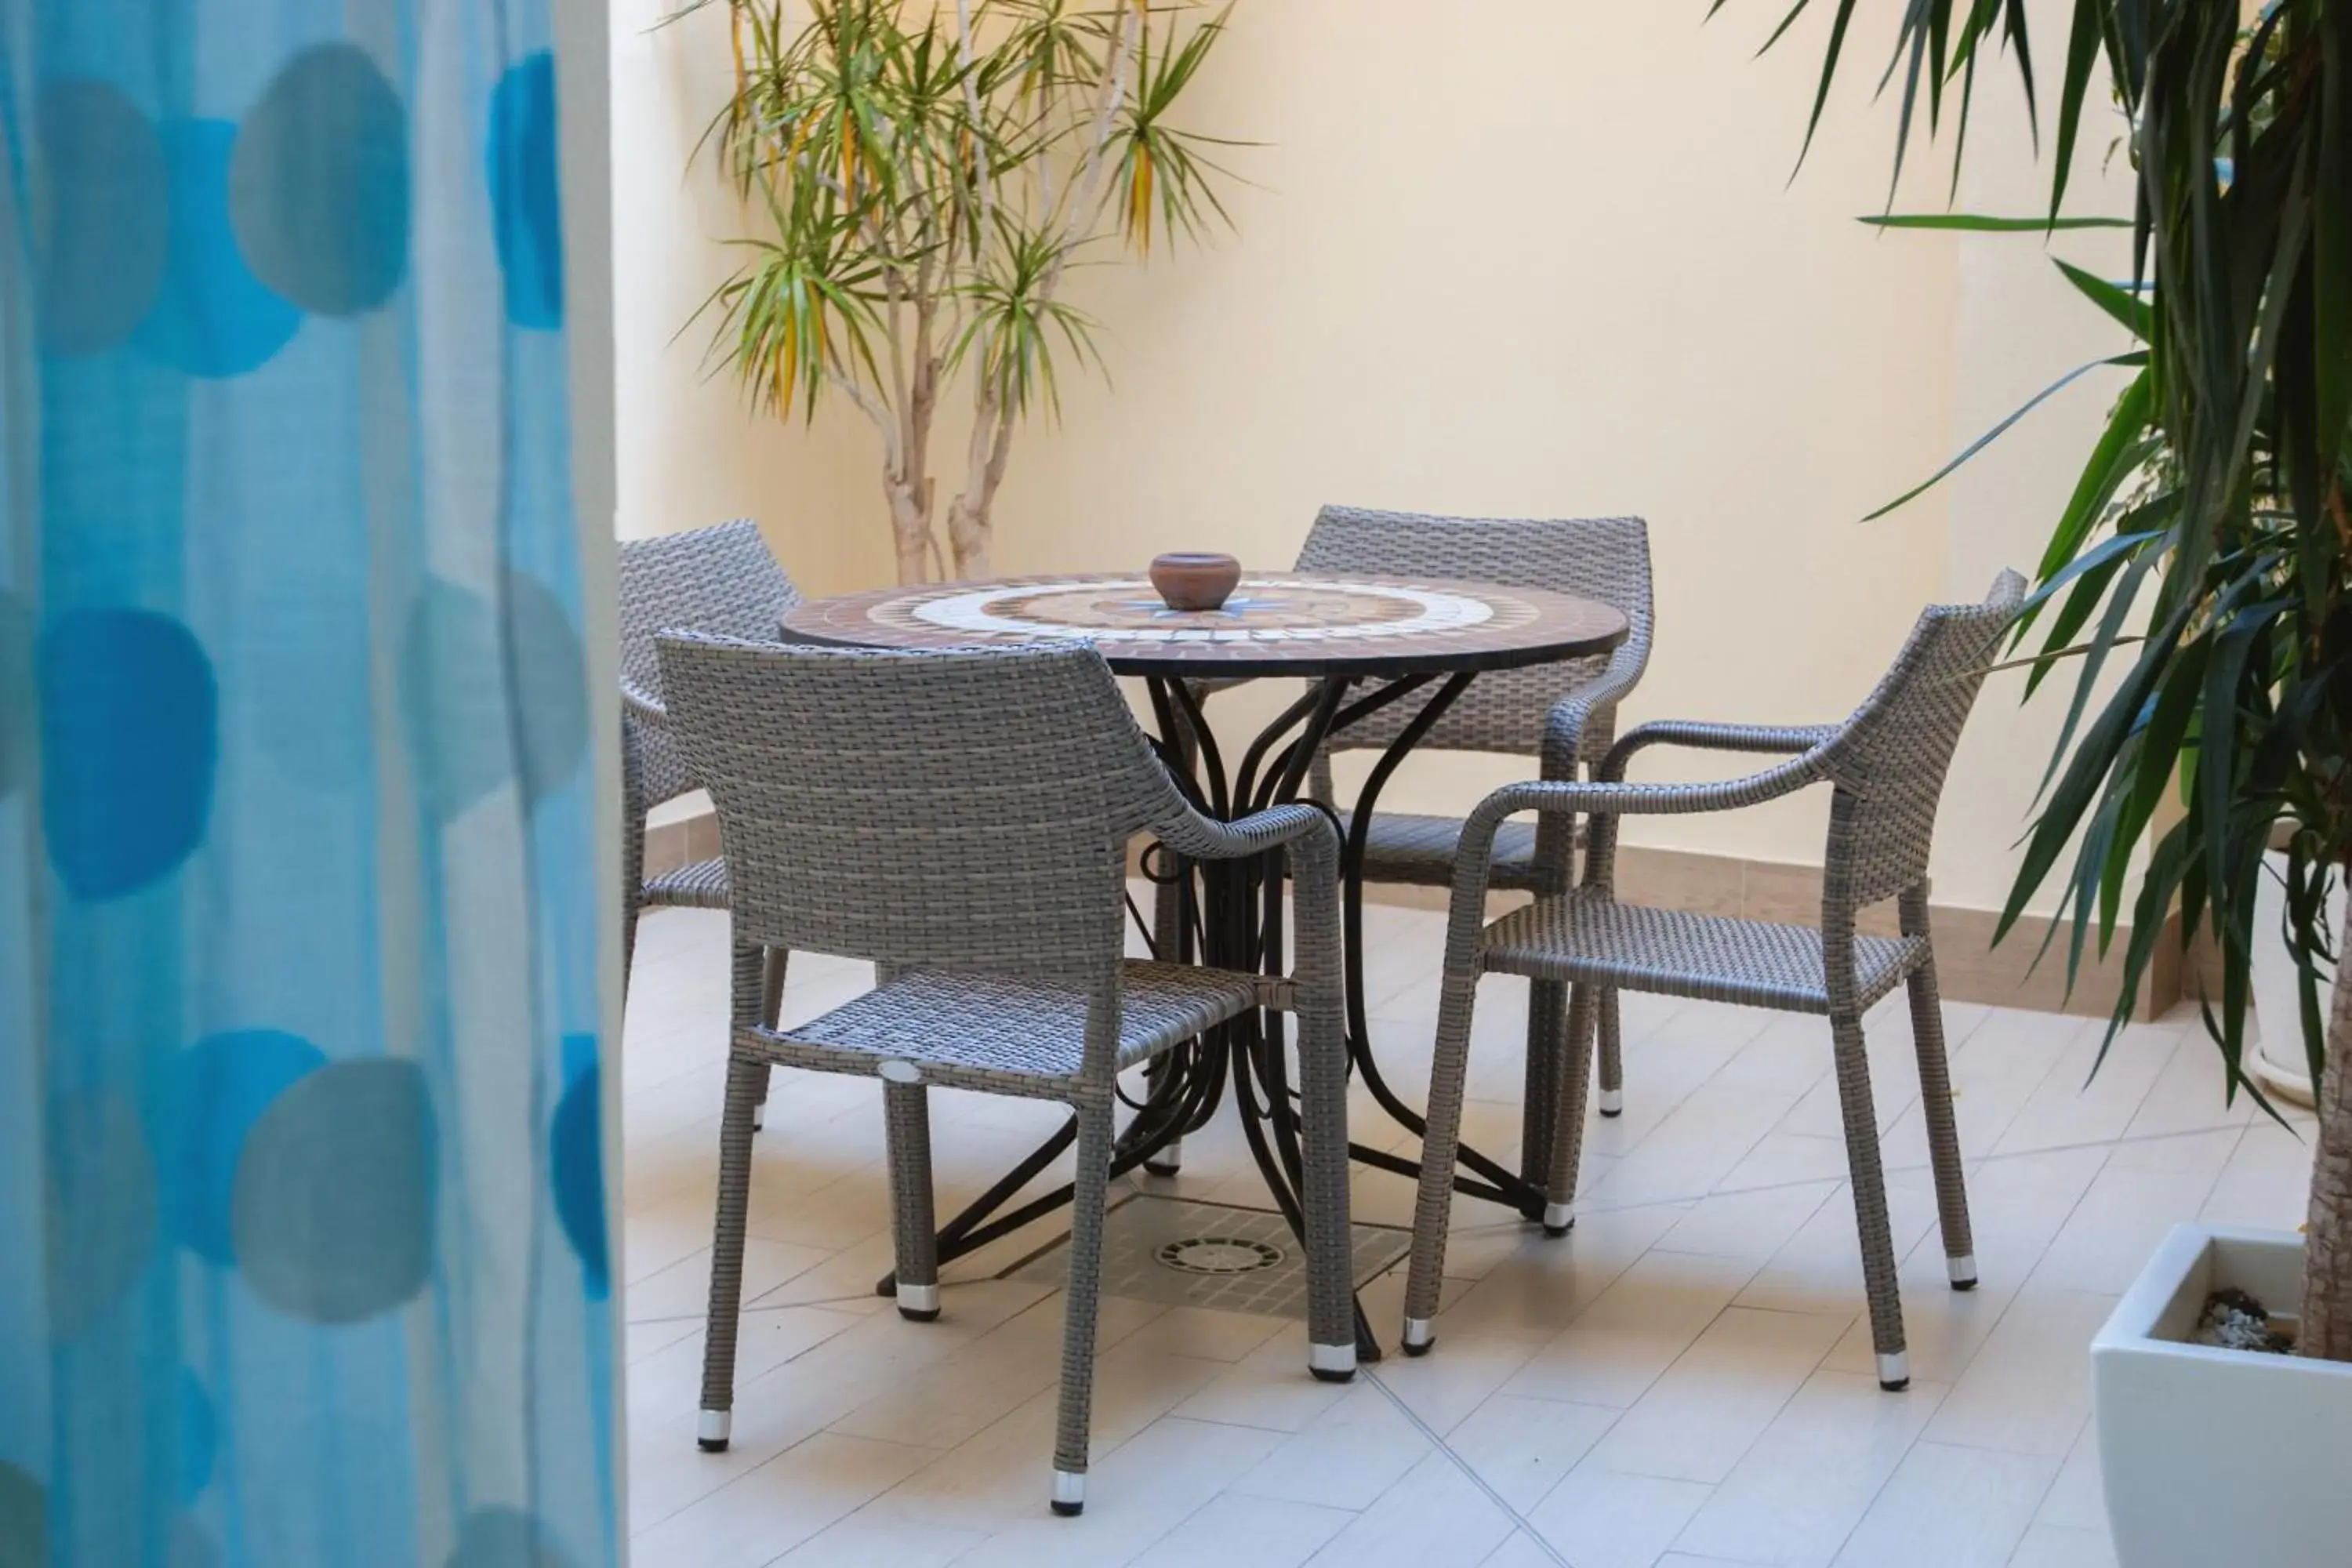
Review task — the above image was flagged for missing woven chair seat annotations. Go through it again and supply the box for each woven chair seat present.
[1481,889,1928,1015]
[761,960,1269,1089]
[1335,810,1559,891]
[644,855,730,910]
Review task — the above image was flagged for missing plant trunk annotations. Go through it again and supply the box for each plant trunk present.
[887,474,934,586]
[945,495,991,580]
[946,397,1014,579]
[2301,949,2352,1360]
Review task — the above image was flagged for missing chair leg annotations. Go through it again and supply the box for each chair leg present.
[695,1049,765,1451]
[621,788,646,1004]
[884,1080,940,1320]
[1296,986,1357,1384]
[1906,955,1977,1290]
[1141,1051,1182,1178]
[1145,846,1190,1177]
[1051,1096,1119,1515]
[621,895,641,1010]
[1400,967,1481,1356]
[1595,987,1623,1116]
[1829,1010,1909,1388]
[752,947,786,1132]
[1519,979,1569,1192]
[1543,984,1598,1234]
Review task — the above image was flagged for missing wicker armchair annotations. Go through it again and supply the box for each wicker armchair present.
[655,635,1356,1516]
[619,519,803,996]
[1397,572,2024,1392]
[1151,507,1654,1187]
[1295,506,1653,880]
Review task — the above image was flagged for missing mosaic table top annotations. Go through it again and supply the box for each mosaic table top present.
[782,572,1628,678]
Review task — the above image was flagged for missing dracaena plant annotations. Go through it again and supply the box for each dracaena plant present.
[684,0,1240,583]
[1739,0,2352,1356]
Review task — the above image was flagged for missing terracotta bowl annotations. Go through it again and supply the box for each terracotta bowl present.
[1149,552,1243,612]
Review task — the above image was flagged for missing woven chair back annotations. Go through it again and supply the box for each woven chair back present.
[1297,506,1651,758]
[657,636,1181,979]
[619,518,801,806]
[1822,572,2027,914]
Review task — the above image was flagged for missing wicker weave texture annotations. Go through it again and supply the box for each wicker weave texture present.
[1480,892,1926,1013]
[1298,506,1653,765]
[753,960,1268,1091]
[655,635,1357,1506]
[619,519,804,993]
[642,856,730,909]
[1400,572,2025,1377]
[1334,809,1545,892]
[1153,506,1656,1192]
[619,518,802,809]
[1294,508,1653,1187]
[659,638,1181,978]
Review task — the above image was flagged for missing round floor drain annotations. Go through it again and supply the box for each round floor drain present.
[1155,1236,1285,1276]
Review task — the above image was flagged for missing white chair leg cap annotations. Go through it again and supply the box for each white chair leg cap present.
[1400,1316,1435,1357]
[1877,1351,1910,1390]
[897,1282,940,1320]
[1542,1200,1574,1236]
[1308,1341,1357,1383]
[1597,1088,1624,1116]
[696,1409,731,1451]
[1947,1253,1978,1290]
[1051,1470,1086,1516]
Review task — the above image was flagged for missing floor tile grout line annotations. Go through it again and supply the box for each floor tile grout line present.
[627,1278,1008,1329]
[636,1288,1122,1538]
[1794,1109,2126,1566]
[1562,1115,2275,1224]
[1679,1087,2118,1568]
[626,1059,2264,1236]
[2013,1410,2096,1555]
[625,916,2235,1563]
[1812,1364,1962,1568]
[1359,1362,1577,1568]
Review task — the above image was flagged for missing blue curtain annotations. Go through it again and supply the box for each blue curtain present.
[0,2,619,1565]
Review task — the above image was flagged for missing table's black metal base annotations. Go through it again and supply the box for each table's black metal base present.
[877,672,1559,1359]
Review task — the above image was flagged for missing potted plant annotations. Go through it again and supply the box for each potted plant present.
[684,0,1242,583]
[1742,2,2350,1563]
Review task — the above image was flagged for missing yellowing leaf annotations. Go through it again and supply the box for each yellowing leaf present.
[1130,147,1155,253]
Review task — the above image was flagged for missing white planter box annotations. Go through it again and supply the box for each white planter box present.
[2092,1225,2352,1566]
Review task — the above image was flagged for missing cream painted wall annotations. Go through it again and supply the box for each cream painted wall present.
[609,0,2140,917]
[608,0,901,593]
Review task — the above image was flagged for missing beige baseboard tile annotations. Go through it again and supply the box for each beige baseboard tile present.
[678,811,2178,1021]
[644,810,721,880]
[1926,905,2181,1023]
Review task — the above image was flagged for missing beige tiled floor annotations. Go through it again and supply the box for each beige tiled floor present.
[621,894,2314,1567]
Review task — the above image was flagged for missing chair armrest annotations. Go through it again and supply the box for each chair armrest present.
[1470,757,1828,833]
[622,679,668,727]
[1148,802,1344,1002]
[1544,639,1650,774]
[1436,755,1831,945]
[1598,720,1836,782]
[1150,801,1336,867]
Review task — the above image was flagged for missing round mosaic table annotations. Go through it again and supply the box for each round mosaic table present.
[787,573,1629,1360]
[782,572,1626,678]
